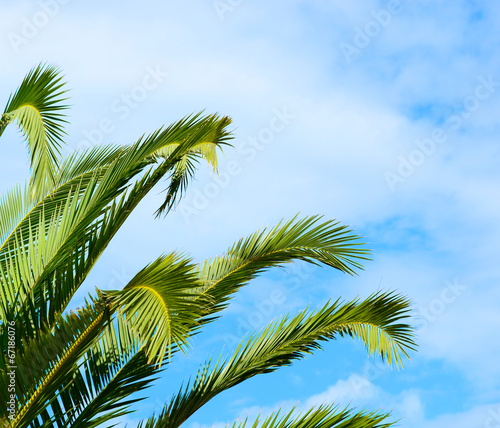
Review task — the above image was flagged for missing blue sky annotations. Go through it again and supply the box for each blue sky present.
[1,0,500,427]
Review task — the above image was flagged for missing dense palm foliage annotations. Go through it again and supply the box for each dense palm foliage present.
[0,65,416,428]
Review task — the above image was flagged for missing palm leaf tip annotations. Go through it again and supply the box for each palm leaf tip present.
[154,113,233,216]
[1,63,69,194]
[337,291,417,368]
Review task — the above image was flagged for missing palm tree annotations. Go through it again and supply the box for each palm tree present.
[0,65,416,428]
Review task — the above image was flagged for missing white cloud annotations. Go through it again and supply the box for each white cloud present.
[304,375,424,424]
[418,403,500,428]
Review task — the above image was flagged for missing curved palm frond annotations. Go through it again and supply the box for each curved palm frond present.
[0,64,68,195]
[153,118,229,216]
[2,285,175,428]
[0,113,233,427]
[194,215,371,318]
[100,216,371,369]
[105,253,203,366]
[138,292,415,428]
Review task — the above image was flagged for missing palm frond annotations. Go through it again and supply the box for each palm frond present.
[0,114,233,426]
[105,253,203,366]
[0,64,69,194]
[140,292,415,428]
[3,298,109,427]
[194,215,371,317]
[3,299,162,428]
[153,114,232,216]
[155,151,201,216]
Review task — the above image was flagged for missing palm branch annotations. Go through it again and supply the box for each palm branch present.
[0,64,68,196]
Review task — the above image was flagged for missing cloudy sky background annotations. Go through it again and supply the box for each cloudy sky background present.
[1,0,500,427]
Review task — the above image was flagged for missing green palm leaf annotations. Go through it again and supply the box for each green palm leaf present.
[139,292,415,428]
[4,301,161,428]
[105,253,203,366]
[0,64,68,195]
[194,215,371,317]
[4,298,109,427]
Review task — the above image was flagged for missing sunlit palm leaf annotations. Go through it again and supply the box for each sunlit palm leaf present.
[105,253,203,366]
[1,64,68,195]
[139,292,415,428]
[194,215,371,318]
[0,114,232,345]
